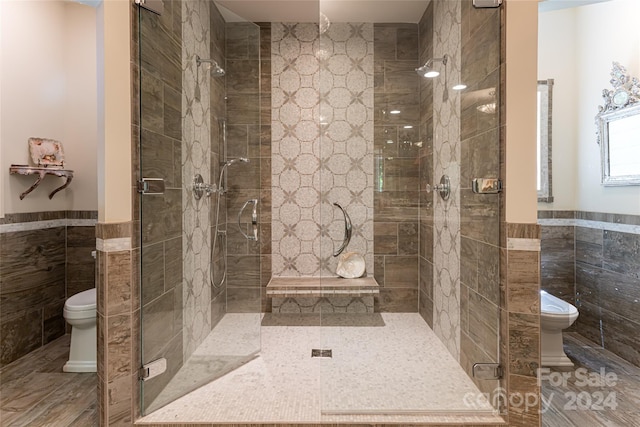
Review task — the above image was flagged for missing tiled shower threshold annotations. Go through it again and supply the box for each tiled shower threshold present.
[137,313,505,426]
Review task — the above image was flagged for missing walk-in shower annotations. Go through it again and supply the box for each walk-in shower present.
[138,0,504,423]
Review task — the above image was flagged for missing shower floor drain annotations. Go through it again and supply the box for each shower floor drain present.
[311,349,332,358]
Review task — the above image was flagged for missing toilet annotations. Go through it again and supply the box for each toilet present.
[63,288,97,373]
[540,290,579,367]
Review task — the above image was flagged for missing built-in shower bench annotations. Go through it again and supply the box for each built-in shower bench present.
[266,277,379,314]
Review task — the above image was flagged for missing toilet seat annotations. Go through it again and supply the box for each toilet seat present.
[540,290,578,316]
[65,288,96,311]
[64,288,96,320]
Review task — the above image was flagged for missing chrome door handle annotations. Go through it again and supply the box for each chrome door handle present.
[332,202,352,257]
[238,199,258,241]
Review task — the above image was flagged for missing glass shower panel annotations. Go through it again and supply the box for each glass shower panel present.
[138,0,261,415]
[318,0,503,418]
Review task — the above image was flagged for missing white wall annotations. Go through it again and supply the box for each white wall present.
[539,0,640,214]
[0,1,98,214]
[96,0,131,223]
[505,0,539,224]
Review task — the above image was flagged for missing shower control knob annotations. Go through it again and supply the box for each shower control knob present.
[426,175,451,201]
[193,174,216,200]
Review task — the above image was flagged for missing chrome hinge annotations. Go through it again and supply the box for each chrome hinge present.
[134,0,164,15]
[138,178,165,195]
[473,363,503,380]
[140,358,167,381]
[472,178,503,194]
[473,0,502,8]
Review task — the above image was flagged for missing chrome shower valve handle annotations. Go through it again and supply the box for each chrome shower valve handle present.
[426,175,451,201]
[193,174,217,200]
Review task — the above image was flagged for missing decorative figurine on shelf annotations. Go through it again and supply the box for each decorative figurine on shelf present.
[9,137,73,199]
[28,137,65,168]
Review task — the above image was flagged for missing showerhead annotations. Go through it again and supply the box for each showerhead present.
[196,55,226,77]
[416,54,448,78]
[217,158,250,194]
[223,157,249,166]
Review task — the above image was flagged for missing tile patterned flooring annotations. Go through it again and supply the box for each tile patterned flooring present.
[139,313,503,425]
[542,332,640,427]
[5,321,639,426]
[0,335,97,426]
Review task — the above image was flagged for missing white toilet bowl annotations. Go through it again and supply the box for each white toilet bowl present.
[540,290,579,367]
[63,288,97,373]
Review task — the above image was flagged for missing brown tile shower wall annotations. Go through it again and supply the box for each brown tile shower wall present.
[373,23,420,312]
[459,0,502,397]
[224,21,264,313]
[138,0,184,412]
[539,210,640,367]
[418,2,435,325]
[0,211,97,367]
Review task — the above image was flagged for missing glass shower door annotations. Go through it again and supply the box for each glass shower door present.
[318,0,503,418]
[138,0,261,415]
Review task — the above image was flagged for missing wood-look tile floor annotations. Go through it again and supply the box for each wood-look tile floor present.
[0,335,97,427]
[542,332,640,427]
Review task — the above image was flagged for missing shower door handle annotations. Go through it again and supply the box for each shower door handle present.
[238,199,258,241]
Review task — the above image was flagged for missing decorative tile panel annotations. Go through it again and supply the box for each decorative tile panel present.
[271,23,374,278]
[182,0,211,360]
[432,0,462,360]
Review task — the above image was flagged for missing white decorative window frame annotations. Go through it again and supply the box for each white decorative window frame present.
[537,79,553,203]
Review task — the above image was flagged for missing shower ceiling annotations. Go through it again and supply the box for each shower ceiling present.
[216,0,430,23]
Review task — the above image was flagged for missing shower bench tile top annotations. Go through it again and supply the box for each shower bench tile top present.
[266,276,380,297]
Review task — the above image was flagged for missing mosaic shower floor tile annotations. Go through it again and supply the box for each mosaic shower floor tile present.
[139,313,503,424]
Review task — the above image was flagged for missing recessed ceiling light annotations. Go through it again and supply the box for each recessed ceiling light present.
[452,84,467,91]
[403,125,413,129]
[386,140,395,144]
[390,110,401,114]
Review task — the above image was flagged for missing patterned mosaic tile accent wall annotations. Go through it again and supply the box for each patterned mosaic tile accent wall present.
[432,0,462,360]
[271,23,374,278]
[418,2,435,326]
[181,0,212,361]
[208,1,227,323]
